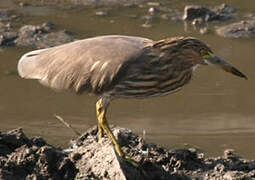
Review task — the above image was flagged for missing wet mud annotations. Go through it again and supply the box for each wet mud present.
[1,127,255,180]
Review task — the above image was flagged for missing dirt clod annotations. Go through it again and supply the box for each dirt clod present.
[183,4,236,22]
[1,126,255,179]
[216,20,255,38]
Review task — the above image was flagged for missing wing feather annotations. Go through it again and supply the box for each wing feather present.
[17,35,153,94]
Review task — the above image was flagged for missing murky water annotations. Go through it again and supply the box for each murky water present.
[0,0,254,158]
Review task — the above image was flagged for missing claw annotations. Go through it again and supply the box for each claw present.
[123,155,140,168]
[123,155,149,178]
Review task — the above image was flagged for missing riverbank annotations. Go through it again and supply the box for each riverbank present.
[1,126,255,179]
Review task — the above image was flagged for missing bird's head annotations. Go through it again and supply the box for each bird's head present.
[182,37,247,80]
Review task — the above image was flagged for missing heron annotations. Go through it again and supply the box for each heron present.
[17,35,247,163]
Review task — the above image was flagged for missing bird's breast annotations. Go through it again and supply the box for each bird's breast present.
[107,66,193,98]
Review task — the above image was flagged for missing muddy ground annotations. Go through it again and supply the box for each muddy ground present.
[1,126,255,180]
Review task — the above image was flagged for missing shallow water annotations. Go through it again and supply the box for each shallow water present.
[0,0,255,158]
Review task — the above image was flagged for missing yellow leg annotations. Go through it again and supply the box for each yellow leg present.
[96,98,125,158]
[96,97,140,168]
[97,122,103,140]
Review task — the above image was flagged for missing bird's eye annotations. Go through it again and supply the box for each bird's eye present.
[200,49,212,59]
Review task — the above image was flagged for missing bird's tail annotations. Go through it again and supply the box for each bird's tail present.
[17,48,48,79]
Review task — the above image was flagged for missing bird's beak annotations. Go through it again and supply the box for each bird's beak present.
[204,55,247,80]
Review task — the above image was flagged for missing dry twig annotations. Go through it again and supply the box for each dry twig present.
[54,114,81,136]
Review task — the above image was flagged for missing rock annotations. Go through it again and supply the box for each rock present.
[243,13,255,20]
[183,5,214,21]
[95,10,108,16]
[71,137,144,179]
[13,0,147,7]
[223,171,249,180]
[0,128,77,180]
[14,23,74,48]
[141,21,152,28]
[1,126,255,179]
[146,2,160,7]
[216,20,255,38]
[0,9,15,22]
[0,22,18,46]
[213,4,236,14]
[70,126,180,180]
[18,2,29,7]
[0,30,18,46]
[68,0,147,6]
[0,128,30,156]
[211,3,236,21]
[69,126,255,179]
[41,22,55,32]
[223,149,240,161]
[35,30,74,48]
[0,22,74,48]
[183,4,236,22]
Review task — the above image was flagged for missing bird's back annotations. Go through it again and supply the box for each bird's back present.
[18,35,153,94]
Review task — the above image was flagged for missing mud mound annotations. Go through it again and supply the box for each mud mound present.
[0,128,77,180]
[1,127,255,179]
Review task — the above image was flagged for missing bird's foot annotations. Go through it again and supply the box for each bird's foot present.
[122,155,149,178]
[123,155,140,168]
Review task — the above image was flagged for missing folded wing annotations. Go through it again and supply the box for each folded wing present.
[17,35,152,94]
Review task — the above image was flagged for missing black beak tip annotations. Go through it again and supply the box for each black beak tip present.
[232,67,248,80]
[237,71,248,80]
[240,74,248,80]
